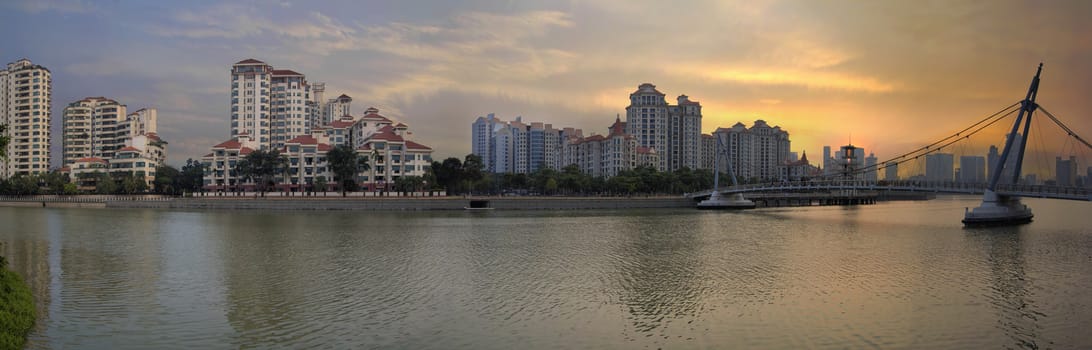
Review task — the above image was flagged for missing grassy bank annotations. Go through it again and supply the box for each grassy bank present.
[0,255,35,350]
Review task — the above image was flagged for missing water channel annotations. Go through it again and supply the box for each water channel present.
[2,196,1091,349]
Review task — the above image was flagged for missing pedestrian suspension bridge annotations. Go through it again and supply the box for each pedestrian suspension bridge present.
[689,64,1092,224]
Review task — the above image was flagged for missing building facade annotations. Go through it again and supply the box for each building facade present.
[958,155,986,184]
[1,59,52,178]
[713,120,791,181]
[230,59,312,150]
[624,83,702,171]
[925,153,955,182]
[471,114,579,174]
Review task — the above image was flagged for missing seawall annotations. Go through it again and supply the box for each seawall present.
[97,197,696,211]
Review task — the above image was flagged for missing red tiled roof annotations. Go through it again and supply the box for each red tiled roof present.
[76,157,108,164]
[235,58,266,64]
[329,120,354,128]
[337,94,351,100]
[118,146,141,153]
[272,69,303,76]
[240,147,255,155]
[144,132,162,141]
[357,144,372,151]
[405,141,432,150]
[360,113,391,122]
[59,166,72,172]
[367,126,403,142]
[395,122,407,128]
[317,144,332,152]
[637,146,656,154]
[285,135,320,145]
[213,139,242,149]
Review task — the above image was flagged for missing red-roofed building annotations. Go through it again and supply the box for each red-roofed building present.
[565,115,649,177]
[279,135,335,192]
[201,133,260,192]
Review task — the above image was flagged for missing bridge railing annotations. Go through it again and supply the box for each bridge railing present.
[692,180,1091,201]
[996,183,1091,197]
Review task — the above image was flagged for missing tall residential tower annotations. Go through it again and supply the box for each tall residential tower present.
[1,59,52,178]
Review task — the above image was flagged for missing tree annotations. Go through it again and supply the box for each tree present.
[394,175,425,195]
[462,154,485,194]
[326,144,369,197]
[9,175,38,195]
[120,173,148,194]
[42,171,68,195]
[237,149,288,196]
[95,172,117,194]
[314,176,328,196]
[155,165,181,194]
[431,157,464,194]
[0,123,8,162]
[179,159,205,194]
[63,183,78,195]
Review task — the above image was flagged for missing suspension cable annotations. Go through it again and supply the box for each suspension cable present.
[820,102,1022,179]
[1038,105,1092,150]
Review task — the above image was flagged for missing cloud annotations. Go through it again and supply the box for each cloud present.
[9,0,94,14]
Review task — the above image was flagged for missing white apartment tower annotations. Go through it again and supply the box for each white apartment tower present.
[1,59,52,178]
[230,58,311,150]
[308,82,325,128]
[624,83,702,171]
[269,69,310,150]
[325,94,352,124]
[714,120,791,181]
[63,97,160,166]
[230,59,272,146]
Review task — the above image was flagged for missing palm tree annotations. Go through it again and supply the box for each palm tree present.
[327,144,370,197]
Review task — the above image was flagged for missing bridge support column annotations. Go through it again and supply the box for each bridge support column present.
[963,190,1034,226]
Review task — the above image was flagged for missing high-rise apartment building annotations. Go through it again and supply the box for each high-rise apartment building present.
[62,98,160,166]
[700,134,715,170]
[1,59,52,178]
[324,94,352,124]
[713,120,791,181]
[864,152,878,182]
[230,59,311,150]
[566,117,658,177]
[308,82,325,128]
[1056,156,1077,187]
[884,161,899,181]
[472,114,578,174]
[624,83,702,171]
[925,153,955,182]
[958,155,986,184]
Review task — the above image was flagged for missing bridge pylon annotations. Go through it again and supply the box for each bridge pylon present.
[963,64,1042,226]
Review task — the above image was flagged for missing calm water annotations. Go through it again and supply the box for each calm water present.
[2,197,1092,349]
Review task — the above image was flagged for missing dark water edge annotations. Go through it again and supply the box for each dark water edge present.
[1,196,1091,349]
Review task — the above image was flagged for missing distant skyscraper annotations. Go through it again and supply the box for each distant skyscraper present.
[624,83,702,171]
[864,152,878,182]
[987,145,999,180]
[1,59,52,178]
[925,153,955,182]
[884,161,899,181]
[324,94,352,124]
[1056,156,1077,187]
[822,145,833,175]
[958,155,986,184]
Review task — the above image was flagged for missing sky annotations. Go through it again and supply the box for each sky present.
[2,0,1090,169]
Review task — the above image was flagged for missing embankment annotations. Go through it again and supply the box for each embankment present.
[96,196,696,211]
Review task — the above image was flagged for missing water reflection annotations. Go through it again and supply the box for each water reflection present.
[612,213,704,343]
[0,199,1089,349]
[968,227,1048,349]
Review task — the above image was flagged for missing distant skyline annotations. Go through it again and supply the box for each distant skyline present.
[2,0,1090,168]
